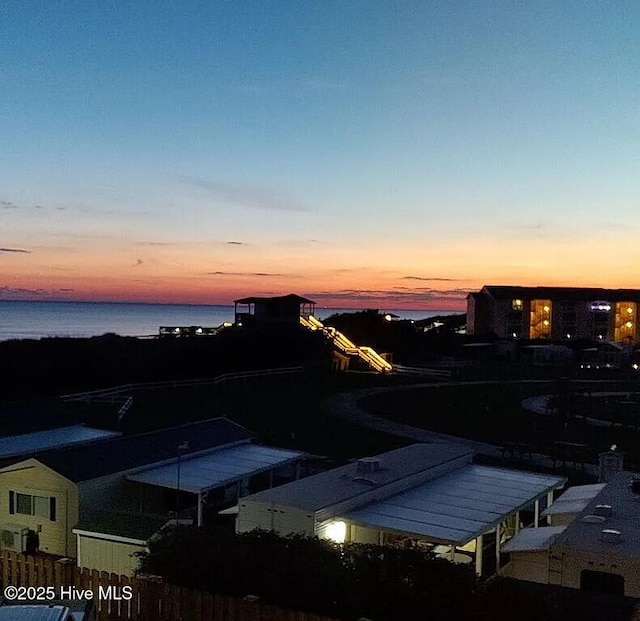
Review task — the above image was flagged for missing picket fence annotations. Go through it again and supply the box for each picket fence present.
[0,551,337,621]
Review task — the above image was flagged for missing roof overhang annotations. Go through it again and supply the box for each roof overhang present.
[126,444,304,494]
[341,465,566,546]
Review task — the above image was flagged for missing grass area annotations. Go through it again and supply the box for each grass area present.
[361,379,640,468]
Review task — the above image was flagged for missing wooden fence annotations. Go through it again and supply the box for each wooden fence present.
[0,551,337,621]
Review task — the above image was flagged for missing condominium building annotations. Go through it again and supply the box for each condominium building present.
[467,286,640,342]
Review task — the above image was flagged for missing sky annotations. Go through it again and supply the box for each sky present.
[1,1,639,310]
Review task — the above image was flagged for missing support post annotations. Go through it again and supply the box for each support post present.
[475,535,483,577]
[197,492,203,527]
[449,544,456,561]
[495,523,501,574]
[534,499,540,527]
[515,511,520,534]
[546,491,554,525]
[269,470,274,489]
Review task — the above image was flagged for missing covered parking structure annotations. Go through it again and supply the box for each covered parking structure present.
[341,465,566,576]
[127,444,305,525]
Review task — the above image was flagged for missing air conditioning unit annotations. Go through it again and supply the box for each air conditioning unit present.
[0,524,27,553]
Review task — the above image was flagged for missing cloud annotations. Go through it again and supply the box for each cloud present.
[133,259,143,267]
[0,286,45,296]
[226,241,246,246]
[181,176,312,212]
[208,271,285,277]
[402,276,460,282]
[0,285,75,299]
[0,247,30,254]
[0,200,18,209]
[135,240,174,247]
[304,287,469,305]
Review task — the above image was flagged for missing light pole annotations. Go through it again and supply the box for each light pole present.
[175,441,189,526]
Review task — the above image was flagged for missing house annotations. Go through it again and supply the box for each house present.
[237,443,565,576]
[0,418,305,575]
[234,294,316,328]
[467,286,640,343]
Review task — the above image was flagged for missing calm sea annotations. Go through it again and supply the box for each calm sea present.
[0,300,461,342]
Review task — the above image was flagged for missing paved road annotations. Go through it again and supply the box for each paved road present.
[322,380,600,477]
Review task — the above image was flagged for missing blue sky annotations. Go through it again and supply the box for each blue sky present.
[1,1,639,307]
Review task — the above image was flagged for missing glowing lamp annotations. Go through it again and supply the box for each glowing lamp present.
[626,321,633,329]
[543,320,549,326]
[543,305,550,312]
[325,520,346,544]
[628,307,634,314]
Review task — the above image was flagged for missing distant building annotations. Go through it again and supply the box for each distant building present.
[234,294,316,328]
[467,286,640,342]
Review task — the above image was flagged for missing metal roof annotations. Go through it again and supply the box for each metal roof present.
[126,444,304,494]
[243,443,475,512]
[234,294,315,304]
[501,526,567,553]
[343,465,566,545]
[74,511,171,541]
[481,285,640,302]
[0,425,120,459]
[553,472,640,559]
[541,483,606,516]
[34,418,253,482]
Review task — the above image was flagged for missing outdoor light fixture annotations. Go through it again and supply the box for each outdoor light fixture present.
[543,320,549,326]
[325,520,347,544]
[543,305,550,313]
[590,302,611,312]
[628,307,634,314]
[626,321,633,329]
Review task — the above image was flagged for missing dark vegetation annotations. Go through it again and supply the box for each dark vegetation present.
[139,526,637,621]
[323,309,465,363]
[0,326,329,401]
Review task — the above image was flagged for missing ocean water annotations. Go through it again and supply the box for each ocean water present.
[0,300,461,342]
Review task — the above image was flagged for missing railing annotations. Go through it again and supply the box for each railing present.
[393,365,453,379]
[300,315,393,373]
[61,367,305,402]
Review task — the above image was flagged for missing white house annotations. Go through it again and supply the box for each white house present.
[237,443,566,576]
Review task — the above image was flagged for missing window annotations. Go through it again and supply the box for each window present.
[9,492,56,521]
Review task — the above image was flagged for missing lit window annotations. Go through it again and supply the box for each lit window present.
[512,299,523,311]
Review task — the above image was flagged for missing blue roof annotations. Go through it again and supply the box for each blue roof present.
[34,418,253,482]
[0,425,120,459]
[127,444,304,493]
[343,465,566,545]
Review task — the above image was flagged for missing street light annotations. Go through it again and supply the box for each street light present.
[175,441,190,526]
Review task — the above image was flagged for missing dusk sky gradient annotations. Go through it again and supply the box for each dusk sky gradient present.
[1,1,639,309]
